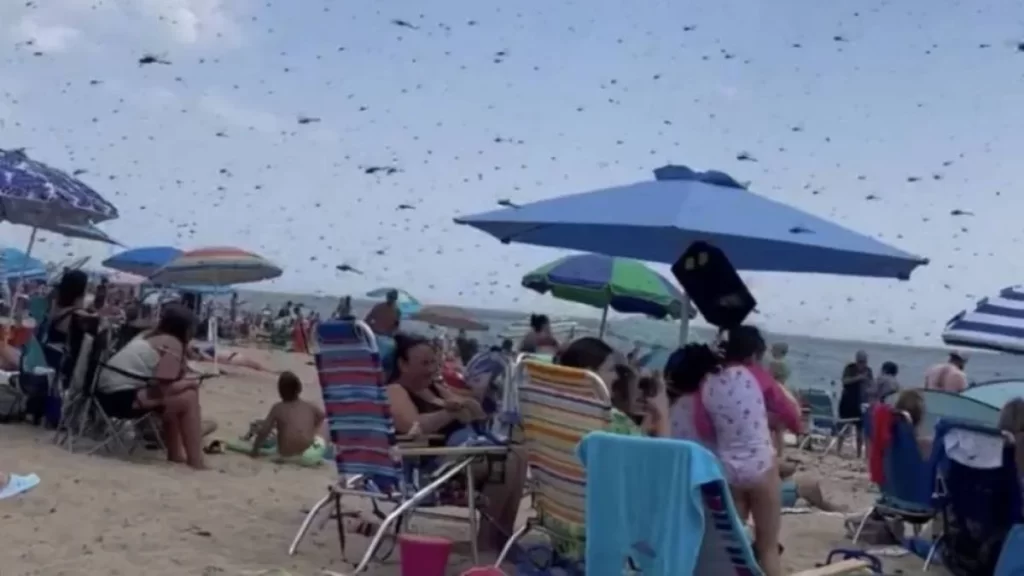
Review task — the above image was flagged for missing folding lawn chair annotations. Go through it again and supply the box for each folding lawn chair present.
[464,350,519,439]
[54,317,167,455]
[287,320,510,574]
[494,359,611,575]
[852,404,939,568]
[577,432,884,576]
[798,388,859,456]
[931,419,1023,576]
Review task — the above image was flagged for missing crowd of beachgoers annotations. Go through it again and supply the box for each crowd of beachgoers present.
[0,276,1014,576]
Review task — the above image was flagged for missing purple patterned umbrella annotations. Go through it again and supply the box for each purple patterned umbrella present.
[0,148,119,229]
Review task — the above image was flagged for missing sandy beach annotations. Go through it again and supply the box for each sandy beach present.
[1,346,942,575]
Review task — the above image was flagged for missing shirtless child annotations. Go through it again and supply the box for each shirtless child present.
[250,371,325,458]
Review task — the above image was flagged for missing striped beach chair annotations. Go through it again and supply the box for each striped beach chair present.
[494,359,611,574]
[288,320,508,574]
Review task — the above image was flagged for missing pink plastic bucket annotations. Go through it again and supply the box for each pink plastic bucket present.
[460,568,508,576]
[398,534,452,576]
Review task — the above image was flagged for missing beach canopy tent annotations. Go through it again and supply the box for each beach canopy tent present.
[365,287,421,317]
[943,285,1024,354]
[103,246,182,278]
[884,388,1000,430]
[0,247,48,281]
[522,252,693,336]
[456,164,927,342]
[961,379,1024,410]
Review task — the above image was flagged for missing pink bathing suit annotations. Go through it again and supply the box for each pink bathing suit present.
[671,364,800,485]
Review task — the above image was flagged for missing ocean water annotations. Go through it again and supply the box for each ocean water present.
[233,289,1024,391]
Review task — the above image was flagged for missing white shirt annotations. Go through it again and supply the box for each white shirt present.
[97,338,160,393]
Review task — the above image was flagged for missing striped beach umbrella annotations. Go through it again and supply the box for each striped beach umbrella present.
[943,286,1024,354]
[522,252,692,336]
[148,246,283,287]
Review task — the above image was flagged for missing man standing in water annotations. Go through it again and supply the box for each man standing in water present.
[365,289,401,336]
[837,350,872,458]
[924,350,969,393]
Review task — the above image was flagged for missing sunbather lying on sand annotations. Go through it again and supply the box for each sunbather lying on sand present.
[189,343,275,373]
[778,460,846,512]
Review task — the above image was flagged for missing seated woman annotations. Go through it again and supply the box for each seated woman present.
[95,303,207,469]
[556,336,666,436]
[665,327,785,576]
[42,270,91,371]
[384,333,526,550]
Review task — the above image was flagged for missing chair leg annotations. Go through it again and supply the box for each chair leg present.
[851,506,875,543]
[495,522,532,566]
[289,489,334,556]
[923,533,943,570]
[348,458,473,575]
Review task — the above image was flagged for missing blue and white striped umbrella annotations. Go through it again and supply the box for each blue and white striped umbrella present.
[943,286,1024,354]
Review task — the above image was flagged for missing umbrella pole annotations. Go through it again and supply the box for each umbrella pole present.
[598,305,609,339]
[677,295,691,346]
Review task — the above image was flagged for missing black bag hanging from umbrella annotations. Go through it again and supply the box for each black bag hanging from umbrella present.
[671,241,756,330]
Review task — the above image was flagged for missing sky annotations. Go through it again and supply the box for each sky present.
[1,0,1023,345]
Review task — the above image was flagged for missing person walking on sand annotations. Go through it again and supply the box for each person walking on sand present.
[924,350,969,393]
[838,350,872,458]
[365,289,401,336]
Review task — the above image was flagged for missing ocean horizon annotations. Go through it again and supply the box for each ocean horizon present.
[231,287,1024,392]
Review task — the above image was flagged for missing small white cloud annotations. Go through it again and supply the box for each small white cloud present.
[12,17,81,53]
[198,92,281,133]
[140,0,240,45]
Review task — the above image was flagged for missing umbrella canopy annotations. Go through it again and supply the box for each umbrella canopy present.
[103,246,182,277]
[522,253,691,320]
[884,388,999,430]
[962,379,1024,410]
[943,286,1024,354]
[0,247,47,280]
[0,148,118,228]
[365,287,422,316]
[102,270,146,285]
[148,247,282,287]
[52,222,121,246]
[411,305,489,331]
[455,165,927,280]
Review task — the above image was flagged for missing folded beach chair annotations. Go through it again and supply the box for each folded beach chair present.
[577,432,883,576]
[852,404,939,567]
[931,419,1023,576]
[287,320,509,574]
[493,359,612,575]
[464,350,519,439]
[54,318,165,455]
[798,388,858,456]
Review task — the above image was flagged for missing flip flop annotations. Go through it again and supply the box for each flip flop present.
[0,473,40,500]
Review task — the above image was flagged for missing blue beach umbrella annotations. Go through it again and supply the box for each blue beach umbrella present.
[0,247,47,281]
[455,165,927,280]
[962,379,1024,410]
[52,222,121,246]
[943,285,1024,354]
[0,148,119,228]
[365,287,421,317]
[103,246,182,278]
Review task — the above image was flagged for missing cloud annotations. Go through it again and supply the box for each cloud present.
[139,0,241,45]
[11,17,81,53]
[198,92,282,133]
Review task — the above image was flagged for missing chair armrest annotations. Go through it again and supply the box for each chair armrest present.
[790,559,872,576]
[397,445,509,458]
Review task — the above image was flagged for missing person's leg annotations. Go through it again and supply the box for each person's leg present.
[747,469,784,576]
[854,421,863,459]
[794,476,845,512]
[148,388,205,469]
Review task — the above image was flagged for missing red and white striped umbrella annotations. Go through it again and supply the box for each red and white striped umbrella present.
[148,246,282,286]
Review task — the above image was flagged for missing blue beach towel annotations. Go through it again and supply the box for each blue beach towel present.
[577,432,724,576]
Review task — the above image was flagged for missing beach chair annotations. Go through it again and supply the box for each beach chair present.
[464,350,519,439]
[493,359,612,574]
[576,431,883,576]
[931,419,1023,576]
[798,388,858,456]
[54,317,166,455]
[852,404,939,567]
[287,320,509,574]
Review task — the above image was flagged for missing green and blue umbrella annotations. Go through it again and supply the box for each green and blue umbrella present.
[365,287,422,317]
[521,253,690,335]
